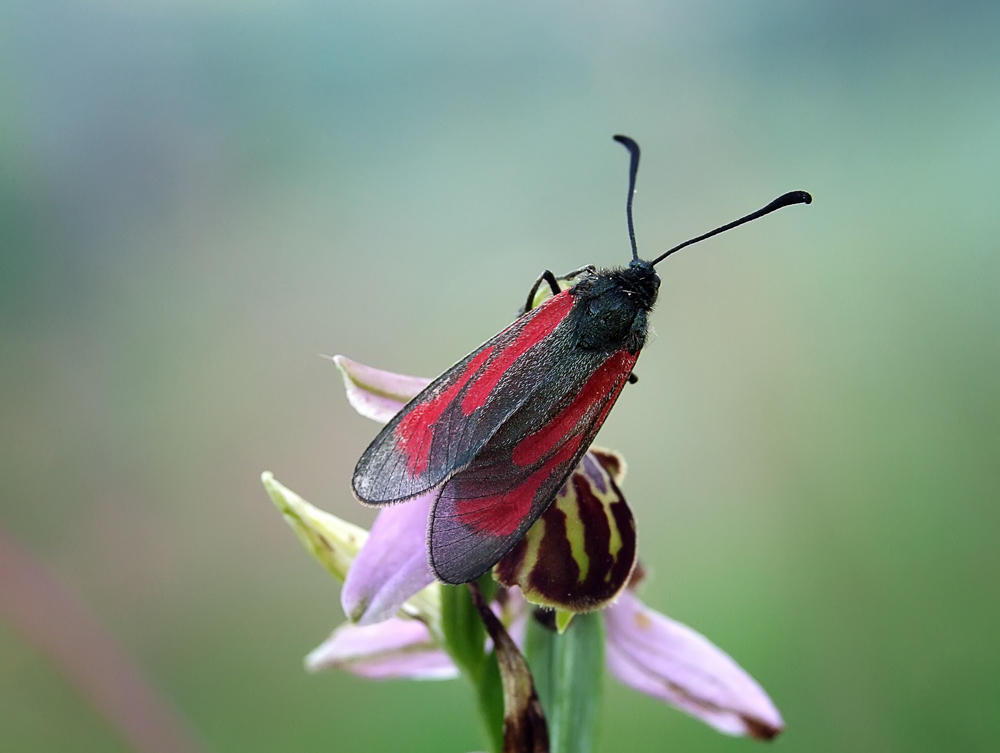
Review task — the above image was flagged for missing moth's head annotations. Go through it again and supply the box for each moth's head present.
[567,256,659,314]
[626,259,660,309]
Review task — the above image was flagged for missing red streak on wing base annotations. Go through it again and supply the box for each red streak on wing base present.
[454,438,582,537]
[395,347,494,475]
[511,350,637,468]
[460,292,574,416]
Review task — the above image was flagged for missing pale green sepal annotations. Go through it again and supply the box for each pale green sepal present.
[555,610,575,634]
[262,471,367,583]
[262,471,443,635]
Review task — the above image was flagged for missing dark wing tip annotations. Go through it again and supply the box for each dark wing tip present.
[429,543,495,585]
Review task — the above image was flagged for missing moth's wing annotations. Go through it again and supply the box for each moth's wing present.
[429,348,639,584]
[353,290,578,504]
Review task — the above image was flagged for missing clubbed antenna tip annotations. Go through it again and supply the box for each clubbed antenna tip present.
[613,135,641,263]
[650,189,813,266]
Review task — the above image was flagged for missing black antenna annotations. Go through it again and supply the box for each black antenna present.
[650,190,812,266]
[613,135,641,262]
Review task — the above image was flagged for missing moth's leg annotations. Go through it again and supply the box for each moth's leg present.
[628,372,638,384]
[558,265,597,283]
[522,265,597,313]
[523,270,561,313]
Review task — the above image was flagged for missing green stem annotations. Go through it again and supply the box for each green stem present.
[440,580,504,753]
[525,612,605,753]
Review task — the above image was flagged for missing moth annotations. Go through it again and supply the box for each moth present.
[353,135,810,584]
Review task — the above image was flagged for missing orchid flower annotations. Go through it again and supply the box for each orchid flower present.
[274,356,783,740]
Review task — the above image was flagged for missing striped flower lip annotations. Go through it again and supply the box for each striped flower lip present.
[493,447,637,614]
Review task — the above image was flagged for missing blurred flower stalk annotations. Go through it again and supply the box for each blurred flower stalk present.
[261,357,783,753]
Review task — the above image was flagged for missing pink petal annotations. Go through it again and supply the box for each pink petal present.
[333,356,430,424]
[306,617,458,680]
[604,591,784,739]
[341,491,437,625]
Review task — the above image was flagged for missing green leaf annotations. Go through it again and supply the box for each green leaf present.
[525,611,605,753]
[441,579,504,753]
[475,655,505,753]
[441,581,487,675]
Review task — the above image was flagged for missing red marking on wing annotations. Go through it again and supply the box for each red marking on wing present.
[395,347,494,475]
[592,350,638,424]
[460,291,575,417]
[454,438,582,537]
[511,350,637,468]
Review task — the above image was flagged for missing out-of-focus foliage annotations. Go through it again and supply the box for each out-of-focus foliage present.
[1,1,998,751]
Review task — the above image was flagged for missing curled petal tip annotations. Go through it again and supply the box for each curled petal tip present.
[605,591,783,739]
[334,355,430,424]
[744,717,784,741]
[554,610,575,633]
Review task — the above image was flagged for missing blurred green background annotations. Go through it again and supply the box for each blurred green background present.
[2,1,998,751]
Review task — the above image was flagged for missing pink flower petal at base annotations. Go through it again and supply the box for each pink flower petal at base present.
[334,355,429,424]
[306,617,458,681]
[341,490,437,625]
[333,356,440,625]
[604,591,783,740]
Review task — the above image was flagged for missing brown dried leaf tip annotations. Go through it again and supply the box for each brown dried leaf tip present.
[468,582,549,753]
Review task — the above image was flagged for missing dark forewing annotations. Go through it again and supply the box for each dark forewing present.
[353,290,578,504]
[429,348,639,584]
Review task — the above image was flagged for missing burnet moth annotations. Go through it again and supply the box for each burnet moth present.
[353,135,811,585]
